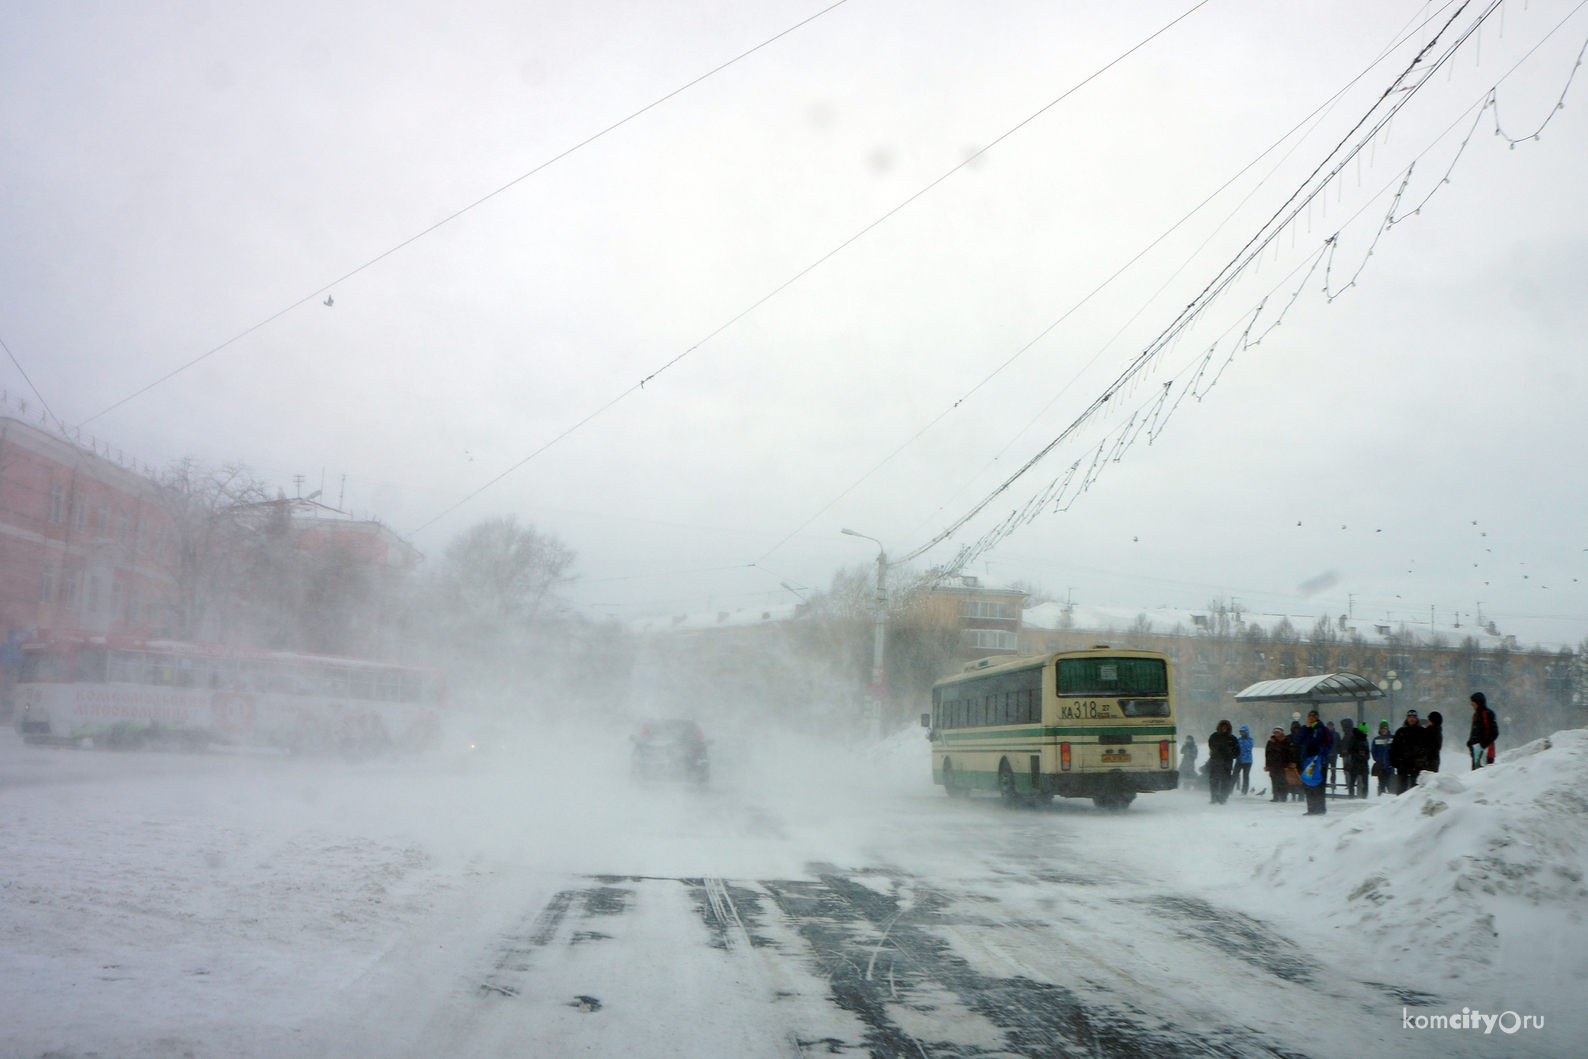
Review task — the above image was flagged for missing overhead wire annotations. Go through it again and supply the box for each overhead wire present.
[753,0,1466,564]
[893,0,1506,572]
[407,0,1218,535]
[76,0,856,429]
[0,334,62,432]
[908,0,1588,584]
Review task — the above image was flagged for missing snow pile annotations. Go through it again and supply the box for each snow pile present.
[1256,728,1588,976]
[862,725,935,792]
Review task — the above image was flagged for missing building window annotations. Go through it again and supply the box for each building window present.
[86,574,102,610]
[111,579,124,618]
[39,564,55,604]
[116,510,130,543]
[1306,649,1327,674]
[49,484,64,525]
[95,505,110,538]
[62,569,80,606]
[961,629,1017,651]
[959,600,1012,619]
[70,497,85,532]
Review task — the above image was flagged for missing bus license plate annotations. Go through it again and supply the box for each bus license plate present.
[1101,752,1132,763]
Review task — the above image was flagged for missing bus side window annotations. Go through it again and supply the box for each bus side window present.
[75,648,109,684]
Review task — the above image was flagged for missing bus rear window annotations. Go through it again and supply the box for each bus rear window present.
[1056,657,1167,697]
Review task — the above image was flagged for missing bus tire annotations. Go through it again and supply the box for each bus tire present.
[1093,791,1136,811]
[1029,794,1053,809]
[998,760,1019,808]
[943,760,969,798]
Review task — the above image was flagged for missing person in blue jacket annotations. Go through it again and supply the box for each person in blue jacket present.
[1294,709,1334,815]
[1370,719,1394,796]
[1235,725,1255,795]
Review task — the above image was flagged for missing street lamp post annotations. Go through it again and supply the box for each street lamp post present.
[842,528,887,741]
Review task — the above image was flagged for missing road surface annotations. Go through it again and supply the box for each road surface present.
[0,727,1549,1058]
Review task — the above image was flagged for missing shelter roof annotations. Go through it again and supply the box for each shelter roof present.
[1234,672,1386,704]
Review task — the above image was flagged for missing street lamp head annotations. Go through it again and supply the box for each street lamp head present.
[841,528,860,537]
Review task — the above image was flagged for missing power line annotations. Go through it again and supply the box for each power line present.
[77,0,855,429]
[753,0,1469,564]
[896,0,1529,574]
[913,2,1588,585]
[0,334,61,431]
[408,0,1218,535]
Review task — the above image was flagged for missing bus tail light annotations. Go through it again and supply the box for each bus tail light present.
[1159,741,1170,769]
[1060,742,1071,771]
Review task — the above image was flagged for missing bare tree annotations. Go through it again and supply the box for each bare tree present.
[435,516,577,630]
[154,460,273,640]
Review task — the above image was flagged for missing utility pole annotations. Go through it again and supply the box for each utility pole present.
[843,528,887,742]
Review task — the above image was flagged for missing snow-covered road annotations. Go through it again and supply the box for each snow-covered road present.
[3,724,1581,1058]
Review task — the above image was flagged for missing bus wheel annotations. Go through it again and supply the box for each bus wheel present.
[998,760,1019,808]
[1093,791,1136,811]
[943,761,968,798]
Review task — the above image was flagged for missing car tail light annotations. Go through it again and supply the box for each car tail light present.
[1159,740,1170,769]
[1060,742,1071,771]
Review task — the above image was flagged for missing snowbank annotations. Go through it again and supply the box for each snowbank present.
[1257,728,1588,979]
[862,725,935,793]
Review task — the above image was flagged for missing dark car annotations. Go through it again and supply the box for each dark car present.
[630,720,710,787]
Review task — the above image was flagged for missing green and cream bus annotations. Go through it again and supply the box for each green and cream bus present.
[926,646,1178,809]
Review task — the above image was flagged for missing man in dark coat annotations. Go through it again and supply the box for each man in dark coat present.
[1341,718,1370,797]
[1294,710,1333,815]
[1263,727,1291,802]
[1389,710,1424,794]
[1424,711,1445,773]
[1466,692,1499,769]
[1179,735,1199,786]
[1207,720,1241,805]
[1286,720,1305,801]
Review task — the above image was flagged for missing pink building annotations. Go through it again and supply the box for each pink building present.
[0,406,180,709]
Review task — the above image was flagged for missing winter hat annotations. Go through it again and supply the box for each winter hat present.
[1471,692,1487,708]
[1428,711,1443,726]
[1379,719,1390,730]
[1405,710,1419,720]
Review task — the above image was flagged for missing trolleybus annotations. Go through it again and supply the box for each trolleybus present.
[14,630,442,754]
[927,646,1177,809]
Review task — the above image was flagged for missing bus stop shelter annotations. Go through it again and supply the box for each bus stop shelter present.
[1235,673,1386,798]
[1233,672,1386,725]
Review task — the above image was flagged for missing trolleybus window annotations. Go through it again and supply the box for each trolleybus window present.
[1056,657,1167,697]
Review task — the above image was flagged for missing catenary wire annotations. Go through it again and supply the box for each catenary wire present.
[909,0,1588,581]
[752,0,1465,564]
[407,0,1219,535]
[0,335,62,432]
[894,0,1500,570]
[77,0,855,429]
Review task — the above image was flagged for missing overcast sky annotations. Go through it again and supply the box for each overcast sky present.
[4,0,1586,647]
